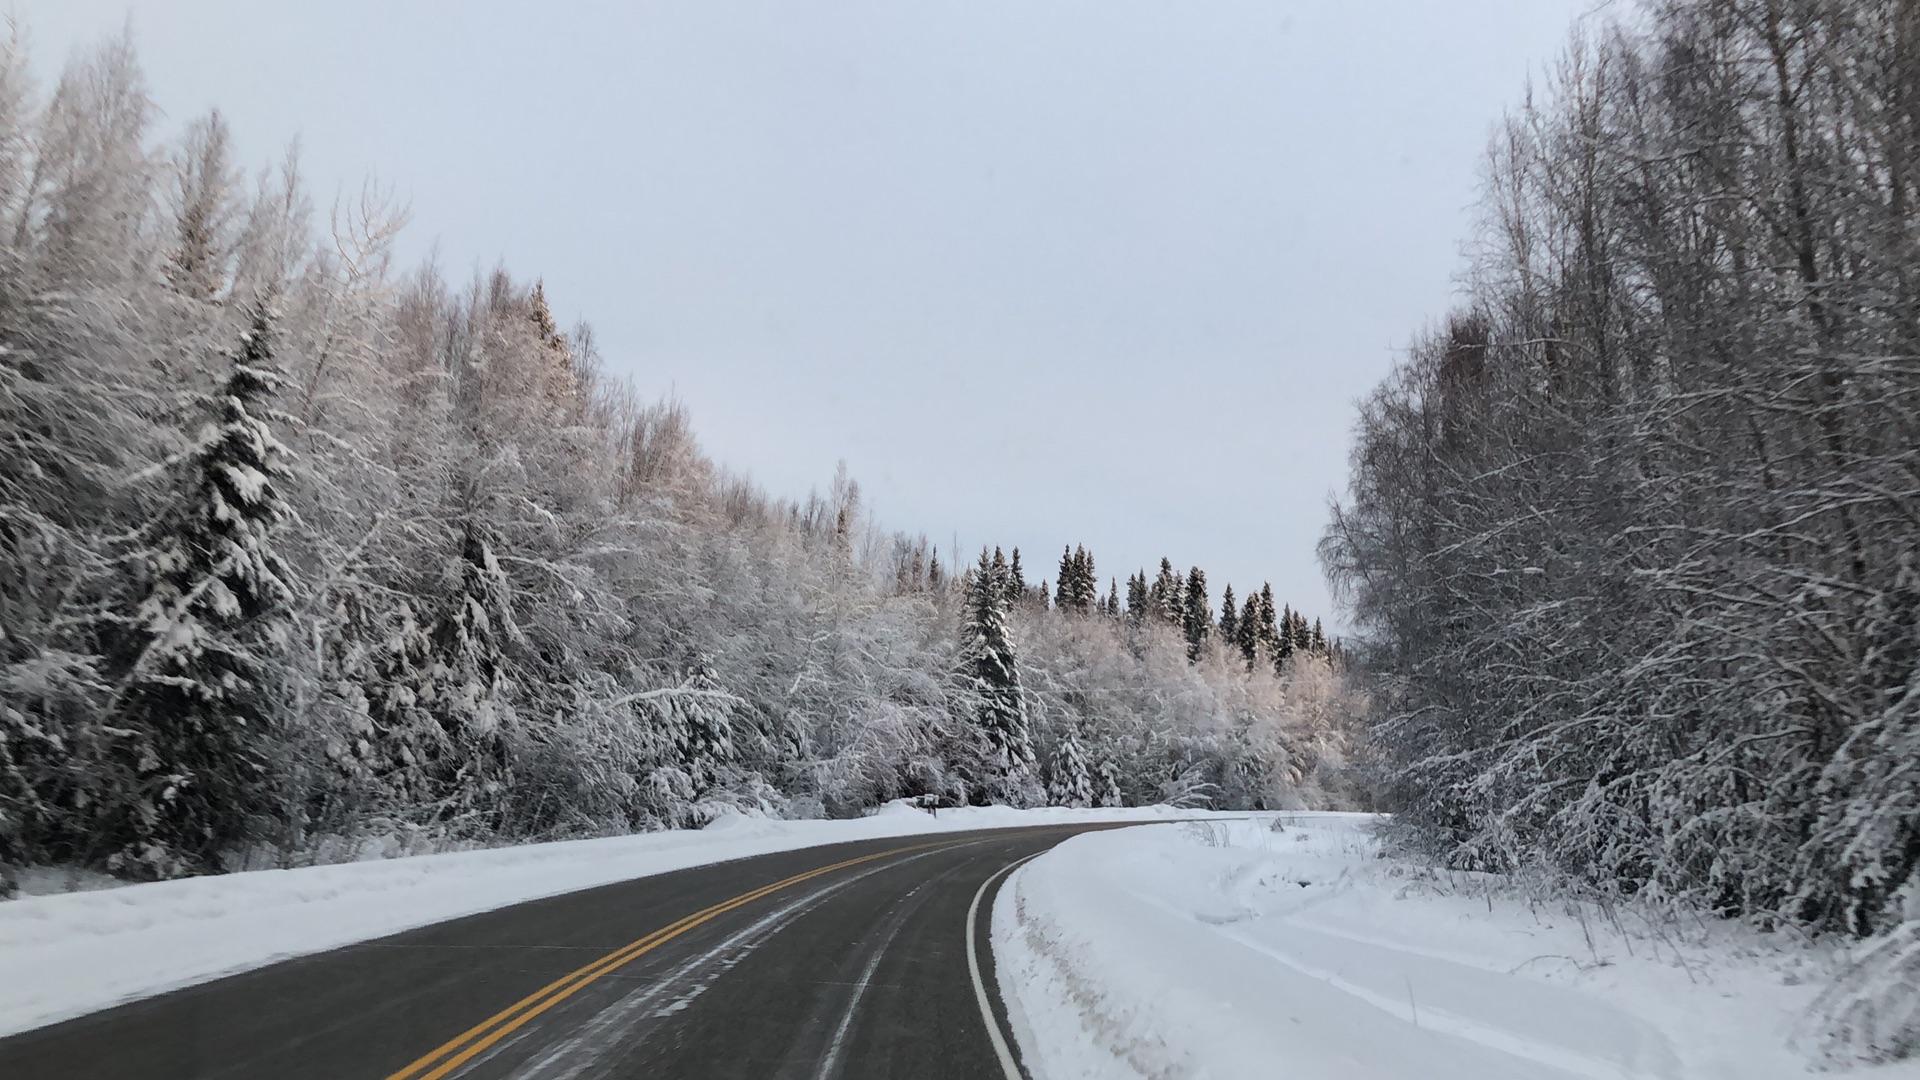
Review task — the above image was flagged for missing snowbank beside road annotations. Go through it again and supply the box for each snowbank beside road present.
[0,802,1210,1038]
[994,815,1920,1080]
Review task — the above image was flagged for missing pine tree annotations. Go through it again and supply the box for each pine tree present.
[1008,547,1027,602]
[527,281,578,413]
[1045,725,1093,808]
[1219,585,1238,643]
[1310,617,1326,656]
[1096,758,1125,808]
[1181,566,1211,662]
[961,549,1034,794]
[1236,593,1261,668]
[1126,571,1149,625]
[427,519,522,813]
[928,547,943,592]
[656,663,738,819]
[105,305,294,876]
[1150,558,1183,626]
[358,598,443,804]
[1275,603,1298,670]
[1075,546,1098,611]
[1054,545,1098,613]
[1105,578,1121,619]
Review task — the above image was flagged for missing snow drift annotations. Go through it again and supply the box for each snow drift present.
[993,815,1920,1079]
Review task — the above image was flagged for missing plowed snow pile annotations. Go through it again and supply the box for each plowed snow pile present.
[993,815,1920,1080]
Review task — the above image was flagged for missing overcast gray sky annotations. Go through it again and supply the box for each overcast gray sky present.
[24,0,1594,627]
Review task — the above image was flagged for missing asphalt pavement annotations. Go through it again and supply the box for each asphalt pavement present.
[0,823,1115,1080]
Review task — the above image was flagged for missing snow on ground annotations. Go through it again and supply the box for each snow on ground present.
[0,801,1218,1038]
[994,814,1920,1080]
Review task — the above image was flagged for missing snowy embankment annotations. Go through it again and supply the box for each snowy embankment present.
[994,816,1920,1080]
[0,802,1215,1038]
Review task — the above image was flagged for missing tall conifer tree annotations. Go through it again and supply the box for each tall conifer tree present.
[1126,571,1149,625]
[1237,593,1261,668]
[1055,546,1076,610]
[1076,546,1096,610]
[1150,558,1183,626]
[1045,724,1093,808]
[106,305,293,876]
[961,549,1034,795]
[1181,567,1211,661]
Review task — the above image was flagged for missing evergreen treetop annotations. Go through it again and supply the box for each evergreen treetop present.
[1236,593,1261,668]
[1181,566,1211,662]
[1126,571,1149,624]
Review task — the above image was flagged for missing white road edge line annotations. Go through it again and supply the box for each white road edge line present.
[967,850,1045,1080]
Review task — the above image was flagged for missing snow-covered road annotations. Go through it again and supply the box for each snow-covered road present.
[993,815,1920,1080]
[0,802,1216,1039]
[16,807,1913,1077]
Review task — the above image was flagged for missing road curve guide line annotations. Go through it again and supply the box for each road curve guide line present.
[966,850,1044,1080]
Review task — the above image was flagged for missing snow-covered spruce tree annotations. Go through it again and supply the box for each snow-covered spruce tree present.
[1235,593,1261,669]
[1149,557,1183,627]
[1273,601,1295,671]
[1219,585,1238,643]
[351,598,443,805]
[640,665,741,827]
[103,304,294,877]
[411,518,521,825]
[1256,585,1278,654]
[1181,566,1211,662]
[1095,758,1125,808]
[960,548,1034,801]
[1045,722,1093,808]
[1053,546,1083,612]
[1125,571,1149,625]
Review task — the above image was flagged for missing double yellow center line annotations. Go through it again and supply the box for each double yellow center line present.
[384,841,944,1080]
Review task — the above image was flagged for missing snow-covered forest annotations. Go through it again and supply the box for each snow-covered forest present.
[0,28,1356,886]
[1324,0,1918,950]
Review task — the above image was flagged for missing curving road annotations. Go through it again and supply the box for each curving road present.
[0,824,1114,1080]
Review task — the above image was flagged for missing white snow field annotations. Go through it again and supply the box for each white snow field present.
[0,801,1220,1038]
[993,815,1920,1080]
